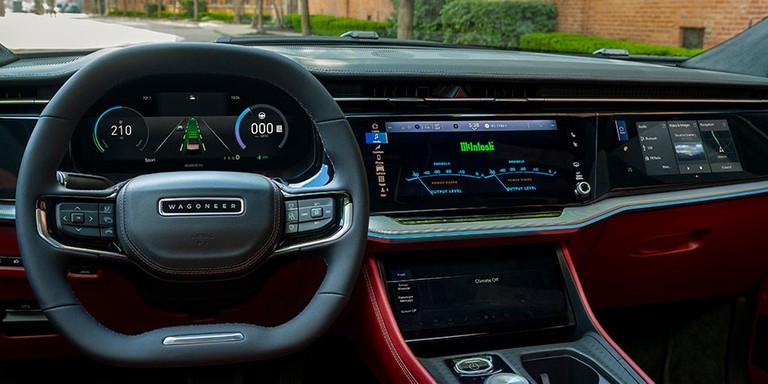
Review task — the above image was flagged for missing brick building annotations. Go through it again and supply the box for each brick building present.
[549,0,768,48]
[308,0,768,49]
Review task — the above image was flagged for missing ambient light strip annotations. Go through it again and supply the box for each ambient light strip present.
[368,180,768,242]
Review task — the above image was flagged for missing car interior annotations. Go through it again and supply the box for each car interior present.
[3,15,768,384]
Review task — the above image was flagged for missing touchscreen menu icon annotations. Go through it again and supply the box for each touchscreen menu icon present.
[637,121,678,176]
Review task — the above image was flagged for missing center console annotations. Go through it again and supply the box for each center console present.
[374,243,646,384]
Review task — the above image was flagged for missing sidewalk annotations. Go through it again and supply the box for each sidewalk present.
[0,12,179,51]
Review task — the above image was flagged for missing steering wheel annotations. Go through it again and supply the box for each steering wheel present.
[15,44,369,367]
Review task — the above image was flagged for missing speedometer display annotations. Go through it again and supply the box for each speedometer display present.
[235,104,289,152]
[93,106,149,154]
[71,76,317,178]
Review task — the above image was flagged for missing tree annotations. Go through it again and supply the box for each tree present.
[299,0,310,35]
[271,0,283,27]
[251,0,265,34]
[397,0,415,40]
[233,0,243,24]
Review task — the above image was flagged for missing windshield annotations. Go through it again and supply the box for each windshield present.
[0,0,759,56]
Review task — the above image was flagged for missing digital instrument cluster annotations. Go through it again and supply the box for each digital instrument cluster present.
[71,77,317,177]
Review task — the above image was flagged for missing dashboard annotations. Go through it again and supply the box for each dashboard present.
[3,42,768,383]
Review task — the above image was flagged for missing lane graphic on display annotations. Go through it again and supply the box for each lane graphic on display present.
[153,117,232,155]
[405,166,558,196]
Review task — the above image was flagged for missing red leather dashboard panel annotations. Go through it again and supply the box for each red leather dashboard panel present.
[579,195,768,308]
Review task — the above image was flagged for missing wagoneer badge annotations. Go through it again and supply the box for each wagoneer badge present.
[158,198,245,216]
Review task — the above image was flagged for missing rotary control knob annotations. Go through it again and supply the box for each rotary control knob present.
[484,373,530,384]
[575,181,591,197]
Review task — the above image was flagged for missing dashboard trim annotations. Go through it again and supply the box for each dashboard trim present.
[334,97,768,104]
[368,180,768,242]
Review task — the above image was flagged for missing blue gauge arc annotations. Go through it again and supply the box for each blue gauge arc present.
[235,104,289,150]
[93,106,122,153]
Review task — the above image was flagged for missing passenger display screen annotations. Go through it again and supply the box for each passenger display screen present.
[354,116,592,213]
[637,119,742,176]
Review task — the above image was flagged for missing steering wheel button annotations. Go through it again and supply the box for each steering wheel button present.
[58,202,99,212]
[298,218,333,233]
[83,212,99,227]
[100,227,116,240]
[286,222,298,234]
[286,210,299,223]
[99,203,115,214]
[99,214,115,227]
[60,225,101,239]
[310,207,323,218]
[71,212,85,224]
[298,197,334,208]
[285,200,298,210]
[298,207,312,222]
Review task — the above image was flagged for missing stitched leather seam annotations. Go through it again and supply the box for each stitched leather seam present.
[363,266,417,384]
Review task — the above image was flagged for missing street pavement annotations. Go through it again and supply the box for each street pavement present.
[0,11,297,52]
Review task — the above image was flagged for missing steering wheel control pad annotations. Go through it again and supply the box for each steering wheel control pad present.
[116,171,283,279]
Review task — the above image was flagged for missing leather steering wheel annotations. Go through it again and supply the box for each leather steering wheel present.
[15,43,369,367]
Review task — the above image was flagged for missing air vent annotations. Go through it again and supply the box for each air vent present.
[323,81,520,99]
[1,87,36,101]
[323,80,767,102]
[532,84,765,100]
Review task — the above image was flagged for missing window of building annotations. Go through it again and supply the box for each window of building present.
[681,27,705,49]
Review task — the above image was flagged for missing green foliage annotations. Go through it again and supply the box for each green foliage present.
[200,11,267,24]
[440,1,557,48]
[389,0,450,41]
[520,33,705,57]
[284,14,391,37]
[179,0,207,18]
[144,3,164,16]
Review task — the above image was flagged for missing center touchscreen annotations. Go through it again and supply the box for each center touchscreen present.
[354,116,591,212]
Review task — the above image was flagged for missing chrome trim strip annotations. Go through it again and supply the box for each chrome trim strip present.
[368,181,768,242]
[334,97,766,104]
[36,208,126,260]
[158,197,245,217]
[162,332,244,346]
[0,203,15,220]
[274,191,353,255]
[536,97,767,103]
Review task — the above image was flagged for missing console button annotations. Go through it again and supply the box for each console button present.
[454,356,494,377]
